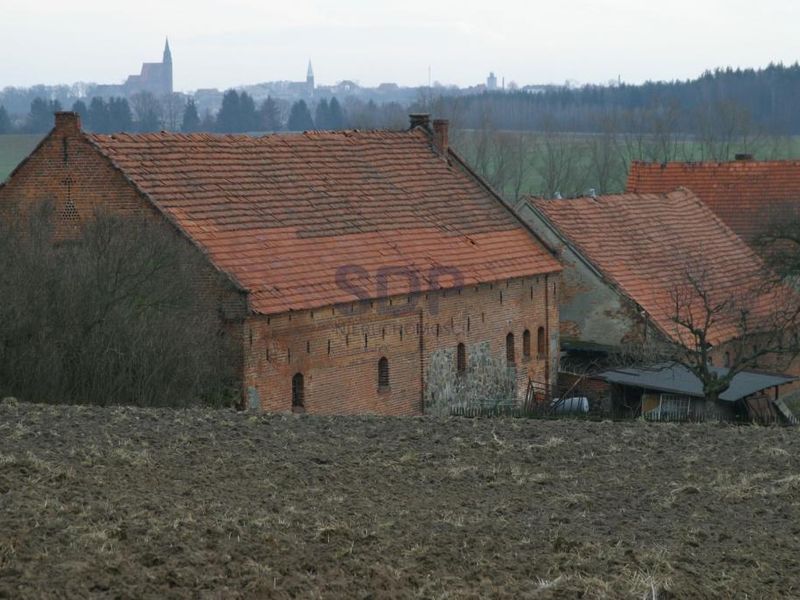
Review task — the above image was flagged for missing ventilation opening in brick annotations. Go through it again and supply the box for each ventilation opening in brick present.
[59,198,80,226]
[456,343,466,374]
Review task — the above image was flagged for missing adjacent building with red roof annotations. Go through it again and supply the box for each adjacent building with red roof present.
[0,112,561,414]
[518,188,799,418]
[518,188,780,353]
[626,158,800,243]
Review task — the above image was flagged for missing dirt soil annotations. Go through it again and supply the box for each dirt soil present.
[2,400,800,599]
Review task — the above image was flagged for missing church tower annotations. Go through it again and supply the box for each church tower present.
[306,60,315,94]
[162,38,173,95]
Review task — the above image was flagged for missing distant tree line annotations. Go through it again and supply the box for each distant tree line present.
[0,90,354,135]
[419,63,800,135]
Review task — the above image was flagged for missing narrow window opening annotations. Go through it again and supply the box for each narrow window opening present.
[506,333,515,365]
[292,373,305,413]
[364,333,368,349]
[306,340,311,354]
[378,357,390,389]
[523,329,531,359]
[456,343,466,374]
[327,340,331,355]
[287,348,292,363]
[467,317,471,332]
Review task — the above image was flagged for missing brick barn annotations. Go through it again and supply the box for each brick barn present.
[0,112,561,414]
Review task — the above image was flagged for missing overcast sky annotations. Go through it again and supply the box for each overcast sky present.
[2,0,798,91]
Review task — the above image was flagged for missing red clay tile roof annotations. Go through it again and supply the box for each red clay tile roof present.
[87,129,560,315]
[626,160,800,242]
[531,189,778,346]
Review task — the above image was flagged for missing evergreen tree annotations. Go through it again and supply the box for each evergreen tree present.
[87,97,109,133]
[0,105,12,134]
[314,98,330,130]
[71,100,88,124]
[287,100,314,131]
[216,90,241,133]
[238,92,259,132]
[328,97,346,130]
[258,96,282,131]
[108,97,133,132]
[181,99,201,132]
[25,97,62,133]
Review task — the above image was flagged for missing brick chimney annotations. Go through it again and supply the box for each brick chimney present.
[432,119,449,155]
[409,113,430,130]
[54,112,81,134]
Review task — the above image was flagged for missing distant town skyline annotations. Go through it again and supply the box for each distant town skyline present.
[2,0,799,91]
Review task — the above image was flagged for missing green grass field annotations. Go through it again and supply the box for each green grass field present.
[451,130,800,200]
[0,134,45,182]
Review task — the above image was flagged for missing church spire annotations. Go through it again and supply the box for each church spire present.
[163,37,172,64]
[306,60,315,91]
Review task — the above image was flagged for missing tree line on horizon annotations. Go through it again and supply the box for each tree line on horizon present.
[0,90,353,135]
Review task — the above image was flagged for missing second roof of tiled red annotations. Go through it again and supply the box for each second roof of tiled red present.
[87,128,560,314]
[531,189,775,346]
[626,160,800,241]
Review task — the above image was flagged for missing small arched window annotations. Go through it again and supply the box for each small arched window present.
[378,357,390,389]
[724,351,731,368]
[292,373,305,413]
[506,333,515,365]
[537,327,546,358]
[456,343,466,374]
[522,330,531,359]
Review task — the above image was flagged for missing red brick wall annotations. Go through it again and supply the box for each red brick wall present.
[244,274,559,415]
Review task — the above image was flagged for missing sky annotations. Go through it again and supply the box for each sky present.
[2,0,799,91]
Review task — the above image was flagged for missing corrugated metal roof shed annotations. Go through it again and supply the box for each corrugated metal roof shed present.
[599,362,795,402]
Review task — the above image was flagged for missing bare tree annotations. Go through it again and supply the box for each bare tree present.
[651,267,800,404]
[587,113,626,194]
[0,202,237,407]
[160,92,186,132]
[533,116,587,198]
[130,91,163,132]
